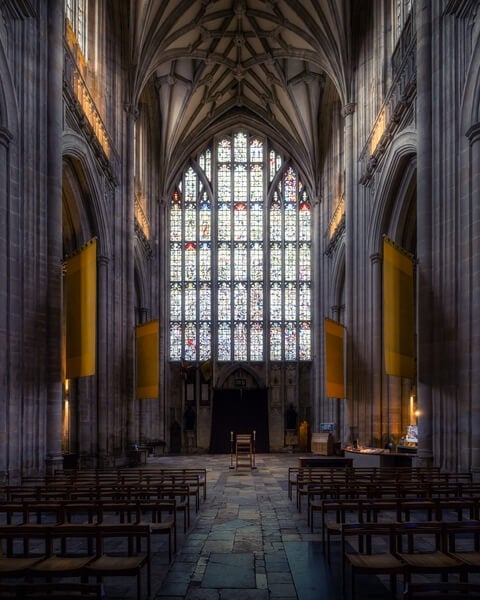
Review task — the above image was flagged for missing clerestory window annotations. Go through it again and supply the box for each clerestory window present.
[65,0,88,59]
[168,130,311,363]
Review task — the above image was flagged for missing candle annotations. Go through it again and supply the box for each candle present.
[253,430,256,441]
[230,431,234,442]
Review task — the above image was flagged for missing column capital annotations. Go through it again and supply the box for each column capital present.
[466,122,480,145]
[370,252,382,264]
[0,127,13,148]
[342,102,356,118]
[97,254,110,267]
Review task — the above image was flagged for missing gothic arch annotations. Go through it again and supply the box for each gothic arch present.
[330,238,346,318]
[62,131,113,257]
[368,128,417,254]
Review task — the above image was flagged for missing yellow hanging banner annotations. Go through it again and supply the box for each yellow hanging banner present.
[65,239,97,378]
[383,236,415,378]
[136,320,158,399]
[324,317,346,398]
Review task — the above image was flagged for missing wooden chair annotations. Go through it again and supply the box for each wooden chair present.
[403,581,480,599]
[395,521,464,586]
[85,523,151,600]
[445,520,480,581]
[340,522,404,600]
[0,524,47,578]
[0,582,105,599]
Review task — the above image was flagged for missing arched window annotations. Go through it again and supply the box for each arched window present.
[169,131,311,362]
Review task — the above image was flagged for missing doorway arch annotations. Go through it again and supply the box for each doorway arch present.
[210,366,269,453]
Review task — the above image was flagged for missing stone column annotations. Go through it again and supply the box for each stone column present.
[45,0,64,473]
[415,0,434,465]
[124,105,137,448]
[343,102,356,443]
[370,252,383,446]
[0,127,13,483]
[96,254,110,466]
[467,123,480,473]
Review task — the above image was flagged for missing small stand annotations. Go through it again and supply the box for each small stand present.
[229,431,235,469]
[252,430,257,470]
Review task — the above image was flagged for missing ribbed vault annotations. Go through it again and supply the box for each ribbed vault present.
[127,0,351,197]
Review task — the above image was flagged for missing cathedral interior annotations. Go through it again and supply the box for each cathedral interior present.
[1,0,480,482]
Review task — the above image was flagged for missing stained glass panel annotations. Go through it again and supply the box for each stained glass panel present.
[218,243,231,280]
[249,242,263,281]
[199,242,211,280]
[185,283,196,320]
[285,283,297,320]
[170,243,182,281]
[170,322,182,360]
[170,283,182,320]
[218,322,231,361]
[218,283,231,320]
[199,322,211,361]
[184,323,197,360]
[234,322,248,361]
[250,138,263,162]
[234,283,247,320]
[199,283,211,320]
[270,243,282,280]
[233,243,247,280]
[270,324,282,360]
[284,322,297,361]
[250,203,263,240]
[270,283,282,320]
[250,283,263,320]
[184,243,197,281]
[250,322,263,361]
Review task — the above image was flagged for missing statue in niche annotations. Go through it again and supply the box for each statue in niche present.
[285,403,298,431]
[183,403,196,431]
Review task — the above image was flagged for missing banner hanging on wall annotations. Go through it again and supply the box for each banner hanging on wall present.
[324,317,346,398]
[65,238,97,378]
[136,320,159,399]
[383,236,415,378]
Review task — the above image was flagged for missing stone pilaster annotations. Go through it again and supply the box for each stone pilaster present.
[415,0,434,466]
[45,0,64,474]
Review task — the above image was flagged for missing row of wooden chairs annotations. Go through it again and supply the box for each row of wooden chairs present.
[311,496,478,565]
[49,467,207,500]
[0,582,105,599]
[0,498,177,561]
[0,522,152,600]
[297,478,480,513]
[288,466,454,499]
[341,520,480,600]
[1,481,196,525]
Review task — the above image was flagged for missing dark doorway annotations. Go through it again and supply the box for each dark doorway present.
[210,388,269,453]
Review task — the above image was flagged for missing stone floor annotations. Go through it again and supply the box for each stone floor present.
[143,453,394,600]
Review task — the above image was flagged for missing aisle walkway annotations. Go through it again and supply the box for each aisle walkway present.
[149,453,393,600]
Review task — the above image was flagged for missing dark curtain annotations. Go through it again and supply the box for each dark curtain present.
[210,388,269,453]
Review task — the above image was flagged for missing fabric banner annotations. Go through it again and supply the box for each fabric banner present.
[324,317,346,398]
[136,320,158,399]
[65,239,97,378]
[383,236,415,378]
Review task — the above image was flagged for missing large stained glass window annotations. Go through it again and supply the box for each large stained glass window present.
[169,131,311,362]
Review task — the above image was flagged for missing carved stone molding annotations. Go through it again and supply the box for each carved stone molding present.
[0,126,13,147]
[342,102,356,118]
[466,122,480,144]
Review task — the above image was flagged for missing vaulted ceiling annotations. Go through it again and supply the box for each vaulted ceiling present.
[127,0,352,197]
